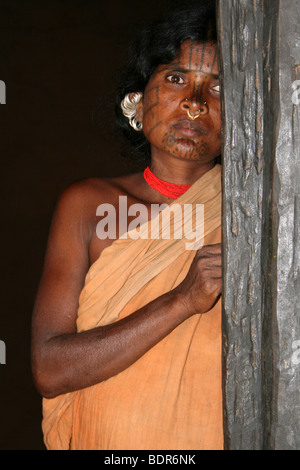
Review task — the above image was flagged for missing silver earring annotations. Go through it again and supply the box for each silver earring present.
[121,92,143,131]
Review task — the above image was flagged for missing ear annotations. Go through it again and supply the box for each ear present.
[132,92,143,124]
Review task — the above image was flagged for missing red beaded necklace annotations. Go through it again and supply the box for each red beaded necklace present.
[143,166,192,199]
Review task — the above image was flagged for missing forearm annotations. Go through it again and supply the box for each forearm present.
[33,290,190,398]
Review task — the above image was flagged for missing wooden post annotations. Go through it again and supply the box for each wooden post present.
[217,0,300,450]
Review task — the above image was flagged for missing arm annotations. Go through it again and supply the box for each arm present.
[31,183,221,399]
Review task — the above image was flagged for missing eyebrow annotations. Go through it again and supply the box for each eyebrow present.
[158,65,219,79]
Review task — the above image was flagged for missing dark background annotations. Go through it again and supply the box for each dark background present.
[0,0,191,450]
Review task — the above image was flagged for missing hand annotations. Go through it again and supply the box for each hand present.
[174,243,222,315]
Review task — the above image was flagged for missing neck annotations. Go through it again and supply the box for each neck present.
[149,157,216,186]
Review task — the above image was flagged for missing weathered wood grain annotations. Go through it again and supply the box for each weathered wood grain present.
[217,0,300,450]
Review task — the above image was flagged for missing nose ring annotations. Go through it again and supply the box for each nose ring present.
[184,98,207,120]
[187,109,201,120]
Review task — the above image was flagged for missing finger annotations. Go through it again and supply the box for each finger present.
[195,252,222,263]
[196,243,222,255]
[199,261,222,270]
[201,270,222,278]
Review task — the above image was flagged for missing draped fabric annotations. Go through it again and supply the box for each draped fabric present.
[42,165,223,450]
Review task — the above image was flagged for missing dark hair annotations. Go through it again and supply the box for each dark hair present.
[115,1,217,167]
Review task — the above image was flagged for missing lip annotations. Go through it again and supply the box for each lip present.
[172,119,207,137]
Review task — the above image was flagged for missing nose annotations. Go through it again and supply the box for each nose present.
[180,97,208,120]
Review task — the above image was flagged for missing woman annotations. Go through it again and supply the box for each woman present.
[32,3,223,450]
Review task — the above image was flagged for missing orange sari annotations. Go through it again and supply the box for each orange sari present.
[42,165,223,450]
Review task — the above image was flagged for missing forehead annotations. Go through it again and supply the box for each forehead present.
[158,40,219,76]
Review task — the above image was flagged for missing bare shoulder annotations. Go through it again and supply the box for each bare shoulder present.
[52,173,146,264]
[58,172,144,211]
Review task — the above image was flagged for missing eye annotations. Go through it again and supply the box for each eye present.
[166,74,184,84]
[211,84,221,92]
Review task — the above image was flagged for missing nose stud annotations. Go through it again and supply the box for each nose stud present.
[183,98,207,120]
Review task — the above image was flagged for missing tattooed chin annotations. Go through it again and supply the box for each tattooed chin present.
[162,131,209,160]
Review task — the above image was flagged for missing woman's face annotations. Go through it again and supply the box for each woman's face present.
[137,40,221,165]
